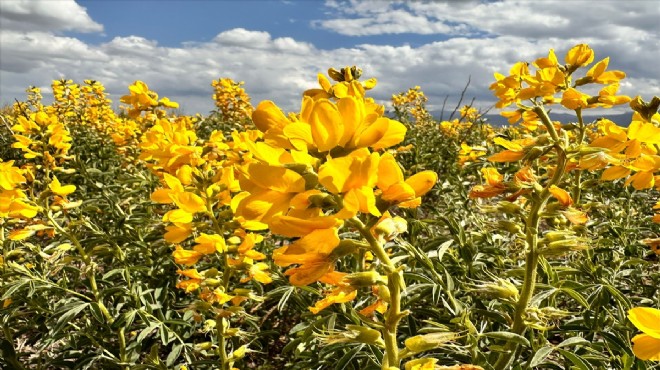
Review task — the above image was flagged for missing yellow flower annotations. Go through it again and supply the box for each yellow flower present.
[172,245,203,266]
[0,161,26,190]
[273,227,341,286]
[269,215,341,238]
[164,223,194,243]
[628,307,660,361]
[488,137,531,163]
[233,163,307,227]
[585,57,626,84]
[193,233,227,254]
[561,88,590,110]
[469,168,507,199]
[309,286,357,314]
[254,95,406,153]
[565,44,594,69]
[319,148,379,194]
[49,176,76,196]
[548,185,573,207]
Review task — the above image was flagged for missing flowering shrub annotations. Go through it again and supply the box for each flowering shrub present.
[0,45,658,370]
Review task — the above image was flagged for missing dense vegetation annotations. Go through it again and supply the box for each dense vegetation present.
[1,44,659,370]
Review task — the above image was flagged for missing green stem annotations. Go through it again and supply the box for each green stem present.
[572,108,586,203]
[493,127,568,369]
[350,217,406,369]
[118,327,129,370]
[206,200,231,370]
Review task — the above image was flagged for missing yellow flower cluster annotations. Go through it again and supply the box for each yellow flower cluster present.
[581,98,660,192]
[120,80,179,119]
[211,78,254,123]
[137,83,272,305]
[492,44,629,111]
[391,86,432,125]
[49,79,145,156]
[0,161,38,223]
[234,66,437,313]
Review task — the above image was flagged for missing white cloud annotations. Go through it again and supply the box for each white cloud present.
[0,0,103,33]
[0,0,658,120]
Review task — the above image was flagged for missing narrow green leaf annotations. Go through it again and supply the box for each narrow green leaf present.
[529,345,554,367]
[561,288,590,309]
[165,343,183,367]
[557,348,594,370]
[482,331,530,347]
[556,336,590,349]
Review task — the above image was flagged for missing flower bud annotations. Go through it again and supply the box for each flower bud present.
[373,216,407,241]
[497,201,522,215]
[343,270,387,287]
[328,68,344,82]
[540,238,589,256]
[194,342,213,351]
[324,325,384,347]
[404,332,458,354]
[472,278,519,301]
[497,220,522,235]
[329,239,368,259]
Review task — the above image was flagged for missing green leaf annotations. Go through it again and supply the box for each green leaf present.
[482,331,530,347]
[335,344,364,370]
[560,288,590,309]
[529,345,554,367]
[165,343,183,367]
[557,348,594,370]
[53,302,90,334]
[556,336,590,349]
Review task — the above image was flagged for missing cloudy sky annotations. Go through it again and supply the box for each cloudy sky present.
[1,0,659,117]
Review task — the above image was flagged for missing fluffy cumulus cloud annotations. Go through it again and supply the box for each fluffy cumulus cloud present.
[0,0,102,33]
[0,0,658,117]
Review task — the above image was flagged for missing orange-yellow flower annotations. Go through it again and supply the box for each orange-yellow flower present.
[273,227,341,286]
[565,44,594,69]
[549,185,573,207]
[193,233,227,254]
[628,307,660,361]
[172,245,203,266]
[49,176,76,197]
[469,168,507,199]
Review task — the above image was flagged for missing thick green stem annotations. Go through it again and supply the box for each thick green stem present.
[572,108,586,204]
[206,200,232,370]
[118,327,129,370]
[493,107,568,369]
[350,218,405,369]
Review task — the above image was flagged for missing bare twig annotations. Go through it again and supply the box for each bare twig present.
[448,75,471,122]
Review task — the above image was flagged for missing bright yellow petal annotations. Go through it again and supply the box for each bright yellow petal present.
[549,185,573,207]
[488,150,525,162]
[49,176,76,196]
[269,215,340,238]
[629,307,660,339]
[631,334,660,361]
[601,166,631,181]
[164,224,193,243]
[163,209,193,224]
[246,163,306,193]
[171,192,206,214]
[377,152,404,190]
[310,99,343,151]
[336,96,363,147]
[405,171,438,197]
[252,100,290,132]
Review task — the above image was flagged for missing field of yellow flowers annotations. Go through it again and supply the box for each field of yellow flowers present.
[1,44,659,370]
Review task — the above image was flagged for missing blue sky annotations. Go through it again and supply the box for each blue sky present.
[1,0,659,116]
